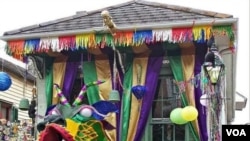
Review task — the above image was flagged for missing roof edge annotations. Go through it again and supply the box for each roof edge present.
[0,18,238,41]
[0,54,36,81]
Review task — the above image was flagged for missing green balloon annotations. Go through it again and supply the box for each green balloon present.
[170,108,188,125]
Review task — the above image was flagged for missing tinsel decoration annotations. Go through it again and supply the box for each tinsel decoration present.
[5,25,235,61]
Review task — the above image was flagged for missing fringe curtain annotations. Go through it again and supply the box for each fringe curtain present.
[6,25,235,62]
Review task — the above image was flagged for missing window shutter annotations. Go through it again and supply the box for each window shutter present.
[11,107,18,122]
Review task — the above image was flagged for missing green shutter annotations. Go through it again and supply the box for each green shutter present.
[11,107,18,122]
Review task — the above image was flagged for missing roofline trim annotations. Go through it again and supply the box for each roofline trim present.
[0,18,238,41]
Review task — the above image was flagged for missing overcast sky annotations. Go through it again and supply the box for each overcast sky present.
[0,0,249,123]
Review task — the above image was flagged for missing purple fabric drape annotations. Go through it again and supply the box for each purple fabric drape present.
[194,42,208,141]
[134,43,164,141]
[62,55,80,103]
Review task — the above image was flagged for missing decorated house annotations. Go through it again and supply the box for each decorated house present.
[0,54,36,140]
[0,0,237,141]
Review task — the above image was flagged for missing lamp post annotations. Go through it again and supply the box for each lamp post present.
[203,43,225,141]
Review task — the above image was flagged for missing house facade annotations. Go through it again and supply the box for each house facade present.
[0,54,36,121]
[0,1,237,141]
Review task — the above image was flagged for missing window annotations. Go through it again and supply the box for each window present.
[143,58,192,141]
[0,101,12,121]
[151,76,186,141]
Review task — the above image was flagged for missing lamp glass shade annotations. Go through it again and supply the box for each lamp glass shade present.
[205,65,221,84]
[203,50,225,85]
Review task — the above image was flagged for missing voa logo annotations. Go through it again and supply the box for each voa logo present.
[226,129,246,136]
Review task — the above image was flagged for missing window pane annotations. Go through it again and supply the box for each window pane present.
[152,77,179,118]
[174,125,185,141]
[150,76,186,141]
[152,124,185,141]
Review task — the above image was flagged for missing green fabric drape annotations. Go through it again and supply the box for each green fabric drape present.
[45,57,54,107]
[120,54,134,141]
[82,61,100,104]
[166,43,199,141]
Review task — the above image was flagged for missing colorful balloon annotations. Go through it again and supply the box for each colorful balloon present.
[170,108,187,125]
[181,106,198,121]
[200,94,209,107]
[0,72,12,91]
[131,85,146,100]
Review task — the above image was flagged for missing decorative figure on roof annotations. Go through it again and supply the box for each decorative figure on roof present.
[101,10,117,36]
[37,80,118,141]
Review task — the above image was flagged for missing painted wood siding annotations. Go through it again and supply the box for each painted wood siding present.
[0,70,34,120]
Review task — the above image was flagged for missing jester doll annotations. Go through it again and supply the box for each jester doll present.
[37,80,118,141]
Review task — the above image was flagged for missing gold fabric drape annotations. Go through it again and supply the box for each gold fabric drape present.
[179,42,200,139]
[127,45,150,141]
[88,46,116,141]
[95,54,116,141]
[52,54,68,105]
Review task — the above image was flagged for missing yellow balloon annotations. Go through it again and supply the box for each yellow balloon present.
[181,106,198,121]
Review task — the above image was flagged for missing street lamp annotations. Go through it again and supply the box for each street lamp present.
[203,43,225,85]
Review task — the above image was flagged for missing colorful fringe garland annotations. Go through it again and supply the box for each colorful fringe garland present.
[5,25,235,61]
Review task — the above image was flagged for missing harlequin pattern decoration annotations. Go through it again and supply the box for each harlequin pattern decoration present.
[0,72,12,91]
[38,80,119,141]
[66,119,107,141]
